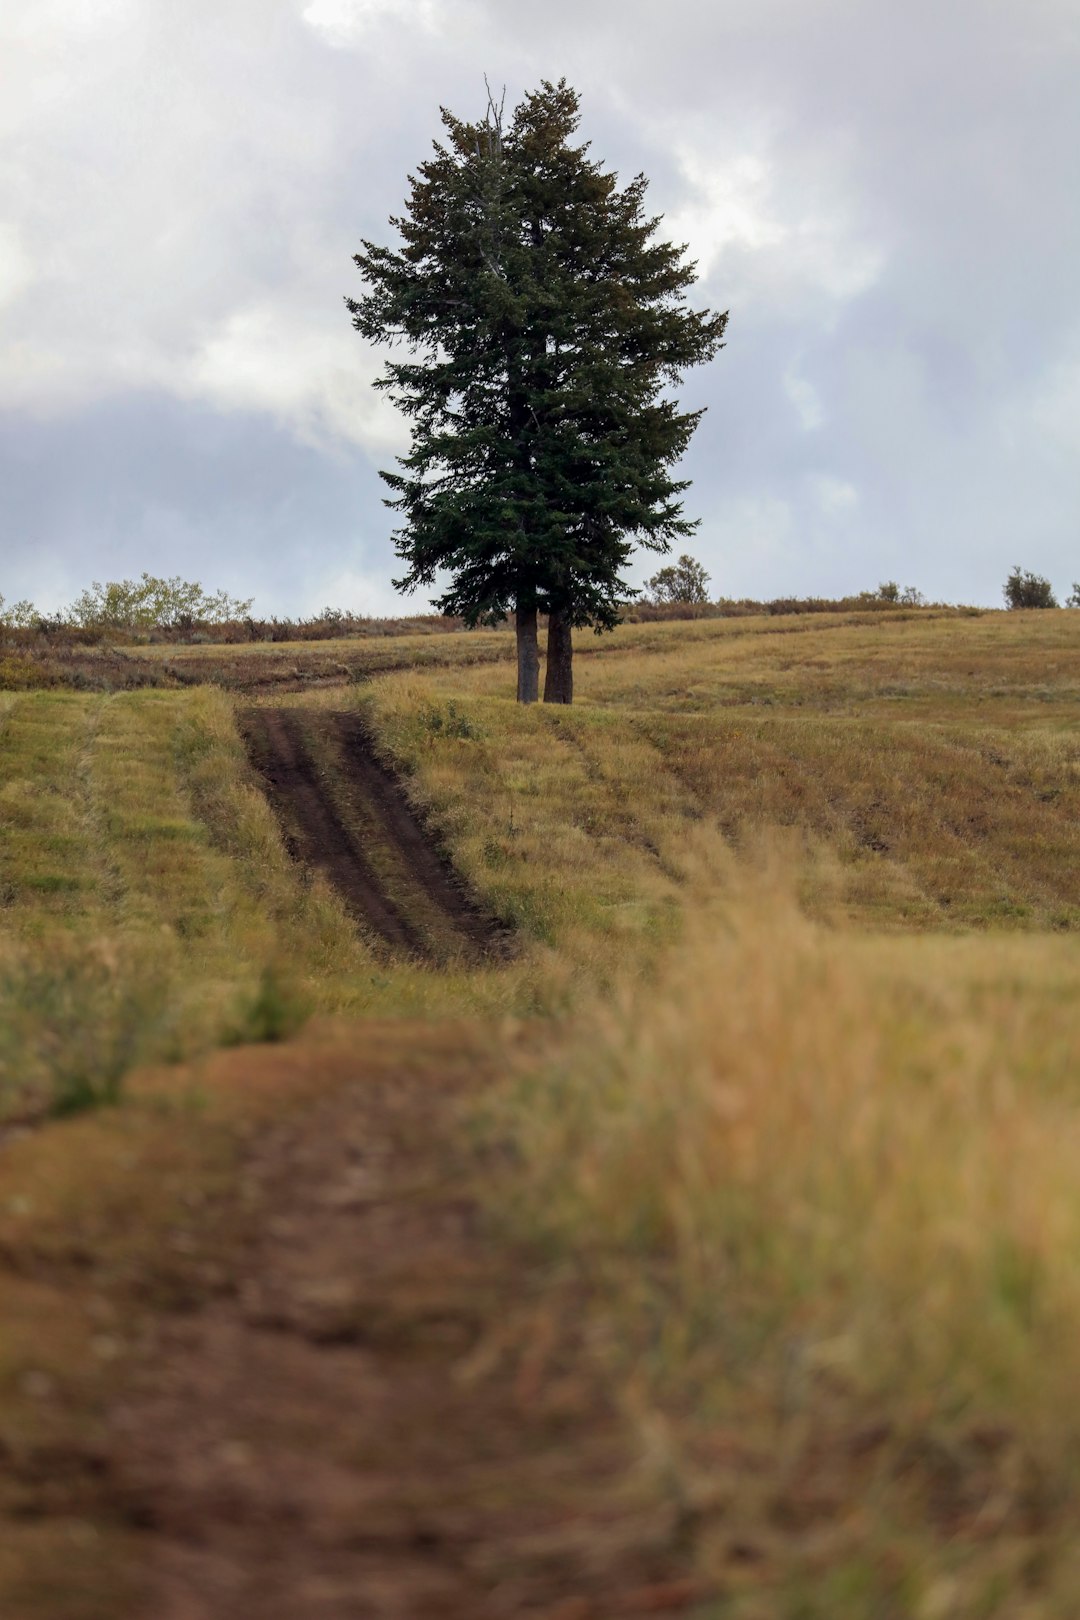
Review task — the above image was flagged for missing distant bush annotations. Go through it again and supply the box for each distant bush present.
[0,653,52,691]
[622,589,948,623]
[68,573,254,631]
[1004,566,1058,609]
[876,581,927,606]
[3,576,258,639]
[1067,583,1080,609]
[0,593,38,629]
[644,554,711,605]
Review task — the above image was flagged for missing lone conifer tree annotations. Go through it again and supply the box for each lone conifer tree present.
[348,80,726,702]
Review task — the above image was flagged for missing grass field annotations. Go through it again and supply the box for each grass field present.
[1,606,1079,1616]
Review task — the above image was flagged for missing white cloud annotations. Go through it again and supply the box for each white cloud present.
[0,225,34,315]
[0,0,401,455]
[184,302,406,453]
[1015,337,1080,460]
[811,474,859,516]
[2,0,1079,613]
[664,131,886,316]
[308,563,403,616]
[667,148,785,265]
[300,0,457,45]
[784,368,825,430]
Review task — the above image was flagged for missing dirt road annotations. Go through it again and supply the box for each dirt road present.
[103,1032,700,1619]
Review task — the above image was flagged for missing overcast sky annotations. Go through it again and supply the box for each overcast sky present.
[2,0,1078,615]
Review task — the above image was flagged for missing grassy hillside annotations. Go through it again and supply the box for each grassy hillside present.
[2,606,1079,1615]
[360,608,1080,936]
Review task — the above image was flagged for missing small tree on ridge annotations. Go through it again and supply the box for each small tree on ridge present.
[1004,566,1058,609]
[645,553,711,605]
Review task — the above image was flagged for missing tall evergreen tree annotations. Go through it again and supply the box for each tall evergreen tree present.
[348,80,727,702]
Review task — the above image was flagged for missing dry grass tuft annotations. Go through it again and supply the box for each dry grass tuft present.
[487,840,1080,1607]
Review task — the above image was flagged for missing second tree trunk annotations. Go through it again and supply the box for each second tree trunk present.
[516,604,539,703]
[543,608,573,705]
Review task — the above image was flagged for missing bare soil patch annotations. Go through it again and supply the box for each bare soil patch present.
[103,1031,700,1619]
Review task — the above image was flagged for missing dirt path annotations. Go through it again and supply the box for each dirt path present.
[105,1031,700,1619]
[241,708,509,962]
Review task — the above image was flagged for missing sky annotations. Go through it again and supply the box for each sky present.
[2,0,1078,616]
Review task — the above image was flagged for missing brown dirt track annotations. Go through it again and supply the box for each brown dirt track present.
[241,707,510,962]
[0,1032,705,1619]
[106,1032,706,1620]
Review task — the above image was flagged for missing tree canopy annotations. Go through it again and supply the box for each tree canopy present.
[66,574,253,631]
[1003,566,1058,610]
[348,80,727,701]
[645,553,712,605]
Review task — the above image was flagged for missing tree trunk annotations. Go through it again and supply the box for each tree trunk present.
[543,608,573,705]
[515,604,539,703]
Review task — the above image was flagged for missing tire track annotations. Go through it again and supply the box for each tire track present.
[240,708,509,963]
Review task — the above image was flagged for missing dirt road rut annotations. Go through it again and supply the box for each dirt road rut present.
[241,708,508,964]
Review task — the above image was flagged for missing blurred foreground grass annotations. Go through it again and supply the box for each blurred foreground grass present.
[483,840,1080,1610]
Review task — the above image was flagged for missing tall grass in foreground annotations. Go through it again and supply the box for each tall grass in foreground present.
[491,845,1080,1602]
[0,937,170,1117]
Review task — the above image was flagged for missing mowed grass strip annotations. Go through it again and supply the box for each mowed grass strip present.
[362,683,687,972]
[635,711,1080,930]
[0,689,370,1118]
[0,695,104,912]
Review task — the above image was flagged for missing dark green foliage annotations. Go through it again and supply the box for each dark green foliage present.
[0,946,167,1119]
[348,80,727,698]
[873,582,925,606]
[422,700,481,740]
[1004,566,1057,609]
[645,553,711,604]
[1004,567,1058,609]
[228,965,310,1046]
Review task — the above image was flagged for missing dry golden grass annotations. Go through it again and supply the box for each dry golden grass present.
[355,609,1080,1613]
[422,606,1079,724]
[486,841,1080,1612]
[5,608,1077,1098]
[361,619,1080,945]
